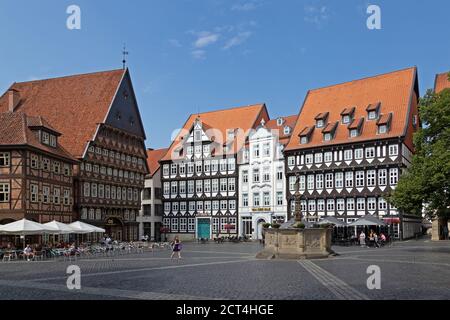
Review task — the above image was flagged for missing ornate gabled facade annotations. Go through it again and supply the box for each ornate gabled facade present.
[284,67,422,240]
[160,104,269,240]
[0,111,77,228]
[0,69,148,241]
[238,116,297,240]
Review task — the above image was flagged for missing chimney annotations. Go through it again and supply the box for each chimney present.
[8,89,20,112]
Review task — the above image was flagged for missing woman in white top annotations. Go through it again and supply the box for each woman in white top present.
[359,231,366,247]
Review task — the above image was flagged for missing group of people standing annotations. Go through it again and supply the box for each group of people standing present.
[359,230,386,248]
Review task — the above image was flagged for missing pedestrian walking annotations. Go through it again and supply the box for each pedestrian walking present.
[359,230,366,247]
[170,237,182,260]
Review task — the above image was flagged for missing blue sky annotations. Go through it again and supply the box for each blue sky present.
[0,0,449,149]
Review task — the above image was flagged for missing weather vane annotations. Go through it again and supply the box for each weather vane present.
[122,44,129,69]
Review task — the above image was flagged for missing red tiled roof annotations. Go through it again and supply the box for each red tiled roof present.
[434,71,450,93]
[265,115,297,145]
[286,67,418,151]
[161,104,269,161]
[0,112,77,162]
[0,69,126,158]
[146,148,168,177]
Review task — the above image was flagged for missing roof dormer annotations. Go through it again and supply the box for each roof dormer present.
[340,107,355,124]
[376,113,393,134]
[347,117,364,138]
[299,126,314,144]
[276,117,284,126]
[322,121,338,142]
[366,102,381,120]
[314,112,329,129]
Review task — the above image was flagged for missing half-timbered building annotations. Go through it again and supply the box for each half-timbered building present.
[0,69,148,241]
[0,111,77,227]
[284,67,422,239]
[160,104,269,240]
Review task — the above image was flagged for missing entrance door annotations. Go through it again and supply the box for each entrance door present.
[197,219,211,239]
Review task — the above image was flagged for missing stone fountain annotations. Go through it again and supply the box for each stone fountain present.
[256,174,334,260]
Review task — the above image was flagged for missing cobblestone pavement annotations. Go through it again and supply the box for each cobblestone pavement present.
[0,238,449,300]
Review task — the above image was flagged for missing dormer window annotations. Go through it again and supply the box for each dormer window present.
[347,118,364,138]
[299,126,314,145]
[277,118,284,126]
[50,135,57,147]
[324,133,332,141]
[321,122,338,142]
[315,112,329,129]
[342,115,351,124]
[341,107,355,124]
[366,102,381,120]
[376,113,392,135]
[300,136,308,144]
[283,126,291,135]
[42,131,50,145]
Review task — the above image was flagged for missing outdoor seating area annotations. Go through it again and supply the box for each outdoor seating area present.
[316,215,394,247]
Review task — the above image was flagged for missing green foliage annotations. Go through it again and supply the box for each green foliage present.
[388,89,450,219]
[271,223,281,229]
[262,223,271,229]
[293,223,305,229]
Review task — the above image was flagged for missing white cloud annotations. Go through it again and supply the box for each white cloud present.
[231,2,257,11]
[304,4,330,27]
[191,49,206,59]
[223,31,252,50]
[194,31,220,48]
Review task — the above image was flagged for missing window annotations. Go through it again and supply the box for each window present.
[300,136,308,144]
[187,146,193,156]
[347,198,355,211]
[345,171,354,188]
[368,111,377,120]
[189,201,195,211]
[98,184,104,198]
[316,174,324,189]
[0,183,10,202]
[179,163,186,175]
[316,119,324,128]
[324,152,332,162]
[313,199,322,212]
[289,176,296,192]
[263,143,270,157]
[365,147,375,159]
[227,158,236,171]
[187,163,194,174]
[263,192,270,206]
[64,189,70,205]
[195,145,202,155]
[42,158,50,171]
[42,132,50,145]
[305,154,313,164]
[277,118,283,126]
[204,180,211,193]
[308,200,316,212]
[242,170,248,183]
[367,170,376,187]
[212,179,219,192]
[171,182,178,195]
[196,180,203,194]
[172,202,179,212]
[64,164,70,176]
[350,129,359,138]
[335,172,343,188]
[378,169,387,186]
[212,200,219,211]
[379,198,388,210]
[356,171,364,187]
[299,175,305,191]
[378,125,387,134]
[171,164,177,175]
[188,181,194,193]
[196,161,202,174]
[163,182,170,195]
[253,193,260,207]
[164,202,171,212]
[390,168,399,185]
[368,198,376,211]
[203,145,210,154]
[220,179,227,192]
[211,160,218,172]
[253,169,260,183]
[288,156,295,166]
[228,178,235,192]
[220,159,227,171]
[307,175,314,190]
[180,202,187,212]
[91,184,98,198]
[324,133,332,141]
[0,153,10,167]
[337,199,345,211]
[344,150,353,161]
[357,198,365,210]
[243,194,248,207]
[31,155,38,168]
[229,200,236,210]
[355,149,363,160]
[263,169,270,182]
[327,199,335,211]
[171,219,178,232]
[314,153,323,164]
[253,144,260,158]
[389,145,398,156]
[325,173,333,189]
[53,188,60,204]
[277,192,283,206]
[188,218,195,232]
[179,218,187,232]
[105,185,110,199]
[342,115,351,124]
[83,182,90,197]
[42,186,50,203]
[220,200,227,211]
[30,184,38,202]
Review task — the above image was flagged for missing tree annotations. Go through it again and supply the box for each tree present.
[388,88,450,219]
